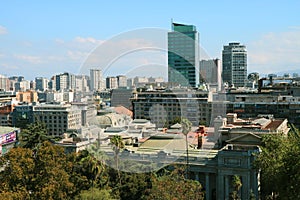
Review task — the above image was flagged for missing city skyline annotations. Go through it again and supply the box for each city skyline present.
[1,1,300,80]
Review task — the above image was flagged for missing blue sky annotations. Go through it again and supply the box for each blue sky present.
[1,0,300,80]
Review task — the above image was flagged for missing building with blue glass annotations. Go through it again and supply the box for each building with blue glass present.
[168,22,200,87]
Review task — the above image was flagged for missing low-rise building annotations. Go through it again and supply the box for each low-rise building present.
[214,113,289,147]
[55,136,96,154]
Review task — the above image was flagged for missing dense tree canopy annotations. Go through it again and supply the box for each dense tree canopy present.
[18,121,52,150]
[145,167,204,200]
[255,127,300,199]
[0,122,207,200]
[0,142,76,200]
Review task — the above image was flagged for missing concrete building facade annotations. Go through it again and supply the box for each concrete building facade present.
[33,103,81,136]
[200,58,222,91]
[222,42,247,88]
[90,69,103,91]
[131,88,212,127]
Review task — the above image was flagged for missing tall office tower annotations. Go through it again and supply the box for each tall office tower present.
[117,75,127,88]
[75,75,89,92]
[55,72,76,91]
[200,58,222,91]
[0,74,9,91]
[15,80,30,92]
[90,69,103,91]
[222,42,247,88]
[106,76,118,89]
[30,81,36,90]
[168,22,200,87]
[35,77,49,91]
[49,76,56,91]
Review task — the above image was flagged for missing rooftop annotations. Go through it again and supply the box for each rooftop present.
[0,126,19,135]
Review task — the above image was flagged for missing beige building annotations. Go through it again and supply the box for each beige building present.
[16,90,38,103]
[215,113,290,147]
[33,103,81,136]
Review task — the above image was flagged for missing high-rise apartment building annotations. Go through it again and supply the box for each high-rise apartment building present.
[200,59,222,91]
[0,75,9,91]
[222,42,247,88]
[117,75,127,88]
[90,69,103,91]
[106,76,118,89]
[55,72,75,91]
[15,80,31,92]
[168,22,200,87]
[75,75,89,92]
[35,77,49,91]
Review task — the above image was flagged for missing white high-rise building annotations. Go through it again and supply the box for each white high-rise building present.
[90,69,103,91]
[75,75,89,92]
[35,77,49,91]
[15,80,30,92]
[200,59,222,91]
[106,76,118,89]
[222,42,247,88]
[117,75,127,88]
[0,75,9,91]
[55,72,76,91]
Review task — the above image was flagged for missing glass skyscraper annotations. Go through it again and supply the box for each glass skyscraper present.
[222,42,247,88]
[168,22,199,87]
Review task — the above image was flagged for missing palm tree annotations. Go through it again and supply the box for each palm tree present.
[181,118,192,179]
[110,135,124,184]
[79,150,104,188]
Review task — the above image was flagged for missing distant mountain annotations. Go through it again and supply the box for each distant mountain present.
[276,69,300,76]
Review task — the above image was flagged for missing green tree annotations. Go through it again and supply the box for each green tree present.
[255,130,300,199]
[118,171,151,200]
[167,116,182,128]
[78,149,106,188]
[255,134,286,199]
[0,142,80,200]
[110,135,124,184]
[32,141,75,199]
[0,147,34,199]
[230,175,242,200]
[18,121,52,151]
[76,188,113,200]
[181,118,192,178]
[145,167,204,200]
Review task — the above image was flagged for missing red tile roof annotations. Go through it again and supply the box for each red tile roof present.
[263,120,284,130]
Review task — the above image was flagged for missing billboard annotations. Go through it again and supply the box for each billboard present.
[0,131,17,145]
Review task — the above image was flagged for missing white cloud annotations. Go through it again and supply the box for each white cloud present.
[1,63,20,70]
[14,54,42,64]
[248,29,300,74]
[67,50,89,61]
[54,38,65,45]
[0,25,7,35]
[74,36,103,45]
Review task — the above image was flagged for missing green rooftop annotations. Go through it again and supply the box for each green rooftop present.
[172,22,196,32]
